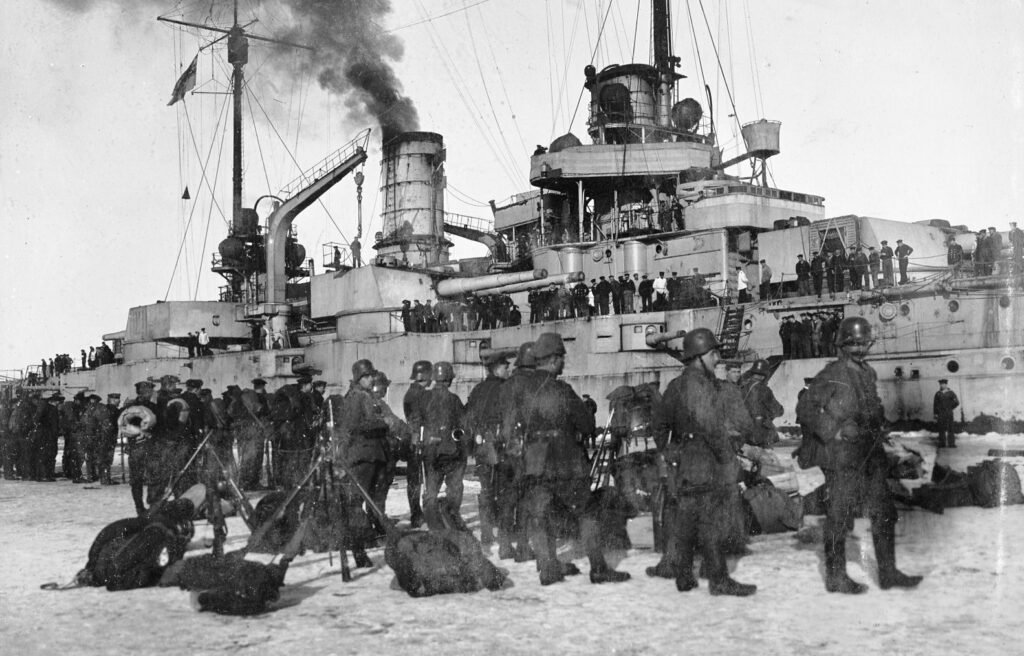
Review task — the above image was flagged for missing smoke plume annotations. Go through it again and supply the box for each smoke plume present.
[270,0,419,142]
[43,0,419,142]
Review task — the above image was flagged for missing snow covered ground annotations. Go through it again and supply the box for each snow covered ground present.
[2,432,1023,656]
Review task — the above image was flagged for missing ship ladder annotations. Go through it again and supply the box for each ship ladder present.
[717,305,745,359]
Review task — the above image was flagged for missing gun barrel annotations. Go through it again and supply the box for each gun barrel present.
[477,271,585,296]
[435,269,547,297]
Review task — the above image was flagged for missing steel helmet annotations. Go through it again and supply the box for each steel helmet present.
[433,361,455,383]
[836,316,873,346]
[516,342,537,369]
[410,360,433,381]
[681,328,720,360]
[351,359,376,382]
[749,359,772,377]
[371,371,391,388]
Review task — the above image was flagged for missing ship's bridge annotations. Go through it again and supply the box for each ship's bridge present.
[529,141,717,190]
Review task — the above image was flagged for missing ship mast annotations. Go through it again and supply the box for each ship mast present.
[158,0,312,232]
[652,0,680,129]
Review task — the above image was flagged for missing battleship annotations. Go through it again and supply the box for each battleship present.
[9,0,1023,432]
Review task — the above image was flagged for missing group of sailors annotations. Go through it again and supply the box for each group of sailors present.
[778,311,845,359]
[0,390,121,484]
[30,349,112,385]
[401,295,521,333]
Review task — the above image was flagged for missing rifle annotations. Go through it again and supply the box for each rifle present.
[208,447,255,529]
[247,450,325,550]
[118,432,126,484]
[588,410,617,490]
[155,428,214,507]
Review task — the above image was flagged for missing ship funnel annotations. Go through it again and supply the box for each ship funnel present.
[375,131,451,268]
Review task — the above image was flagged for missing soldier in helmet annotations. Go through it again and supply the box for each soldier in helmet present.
[648,327,757,596]
[740,360,784,447]
[421,361,468,529]
[517,333,630,585]
[464,347,514,545]
[796,316,923,593]
[333,359,390,561]
[402,360,433,527]
[369,370,413,516]
[494,342,539,561]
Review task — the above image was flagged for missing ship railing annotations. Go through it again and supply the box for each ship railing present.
[278,128,372,201]
[444,212,493,234]
[322,242,352,270]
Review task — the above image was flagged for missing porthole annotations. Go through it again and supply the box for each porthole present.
[948,300,959,313]
[899,303,911,317]
[1001,357,1015,370]
[744,319,753,330]
[999,295,1011,308]
[946,360,959,373]
[879,303,898,321]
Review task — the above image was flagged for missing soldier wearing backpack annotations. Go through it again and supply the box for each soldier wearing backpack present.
[796,316,923,594]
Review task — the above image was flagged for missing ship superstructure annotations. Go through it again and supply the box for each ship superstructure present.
[20,0,1020,431]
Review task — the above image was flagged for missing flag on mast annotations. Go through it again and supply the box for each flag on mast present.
[167,55,198,106]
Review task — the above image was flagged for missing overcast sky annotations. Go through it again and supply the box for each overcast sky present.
[2,0,1022,372]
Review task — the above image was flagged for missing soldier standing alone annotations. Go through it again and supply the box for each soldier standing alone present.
[796,316,923,593]
[933,379,960,448]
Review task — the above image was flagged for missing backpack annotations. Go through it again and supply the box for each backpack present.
[967,460,1024,508]
[743,481,804,534]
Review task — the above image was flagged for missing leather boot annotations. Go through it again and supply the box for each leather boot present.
[874,522,923,590]
[825,539,867,594]
[709,576,757,596]
[353,549,374,568]
[675,574,699,592]
[589,559,630,584]
[645,560,680,579]
[497,533,515,560]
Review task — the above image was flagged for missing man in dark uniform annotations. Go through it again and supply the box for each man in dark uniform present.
[795,254,812,296]
[104,394,122,484]
[740,360,784,446]
[230,379,270,490]
[464,349,513,545]
[494,342,539,561]
[369,370,412,517]
[796,316,923,593]
[0,396,14,479]
[895,239,913,284]
[270,375,316,488]
[933,379,960,448]
[421,361,467,529]
[1009,221,1024,273]
[81,394,113,483]
[868,246,881,289]
[403,360,432,528]
[333,359,389,562]
[122,381,159,515]
[31,393,63,481]
[595,276,612,315]
[879,240,894,287]
[946,235,964,276]
[831,248,847,293]
[810,251,825,299]
[518,333,628,585]
[779,316,793,359]
[182,379,206,441]
[638,274,653,312]
[60,392,85,481]
[647,328,756,596]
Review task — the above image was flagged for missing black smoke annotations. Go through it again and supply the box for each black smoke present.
[269,0,419,142]
[43,0,419,142]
